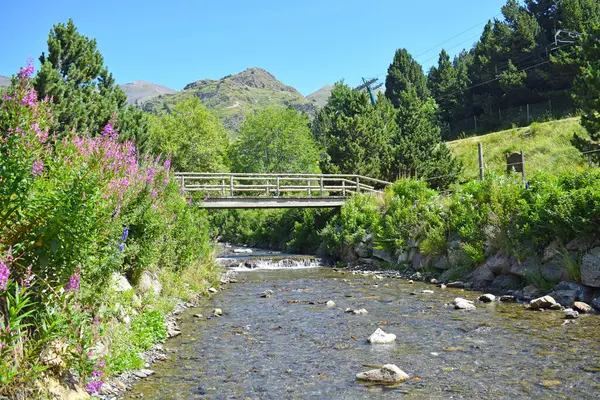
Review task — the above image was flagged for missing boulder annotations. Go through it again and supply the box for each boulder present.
[434,256,451,271]
[368,328,397,344]
[591,298,600,312]
[581,247,600,288]
[233,248,252,254]
[446,281,465,289]
[340,246,358,263]
[352,308,368,315]
[111,273,133,292]
[573,301,592,314]
[522,285,540,299]
[548,282,590,306]
[397,252,409,264]
[509,257,541,278]
[453,298,476,310]
[490,274,521,293]
[566,236,595,252]
[542,239,562,263]
[208,287,218,294]
[326,300,336,308]
[564,309,579,319]
[213,308,223,317]
[412,251,427,271]
[447,247,465,266]
[373,249,395,264]
[138,271,162,295]
[356,364,409,384]
[355,242,372,258]
[499,295,516,302]
[261,290,274,298]
[486,253,512,275]
[530,295,558,310]
[472,264,495,289]
[540,263,566,283]
[479,294,496,303]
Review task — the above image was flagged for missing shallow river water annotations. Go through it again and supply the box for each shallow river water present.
[131,264,600,399]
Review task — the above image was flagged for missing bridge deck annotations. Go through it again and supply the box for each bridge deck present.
[198,197,347,209]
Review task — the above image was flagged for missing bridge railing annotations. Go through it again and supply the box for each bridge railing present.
[174,173,391,198]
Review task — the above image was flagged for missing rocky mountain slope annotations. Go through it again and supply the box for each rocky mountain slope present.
[119,80,175,106]
[142,68,317,132]
[306,85,333,108]
[0,75,10,87]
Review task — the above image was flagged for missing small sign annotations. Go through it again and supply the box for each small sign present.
[506,152,524,175]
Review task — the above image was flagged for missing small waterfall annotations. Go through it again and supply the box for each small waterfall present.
[216,257,323,271]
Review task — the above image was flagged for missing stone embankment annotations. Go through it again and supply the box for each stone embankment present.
[342,234,600,313]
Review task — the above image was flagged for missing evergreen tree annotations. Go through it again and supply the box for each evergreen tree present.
[572,26,600,163]
[428,49,458,136]
[230,107,320,174]
[34,19,146,139]
[313,83,395,180]
[392,87,462,189]
[144,97,229,172]
[385,49,429,108]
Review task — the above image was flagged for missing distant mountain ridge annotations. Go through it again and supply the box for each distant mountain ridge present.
[119,80,176,106]
[142,68,317,133]
[306,85,333,108]
[0,75,10,87]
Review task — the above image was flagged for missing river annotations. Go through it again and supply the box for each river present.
[130,256,600,399]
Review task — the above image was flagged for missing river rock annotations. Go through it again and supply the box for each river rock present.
[591,298,600,312]
[233,248,253,254]
[509,256,541,278]
[522,284,540,299]
[213,308,223,317]
[368,328,396,344]
[356,364,409,384]
[564,308,579,319]
[421,289,434,294]
[453,298,476,310]
[472,264,495,289]
[479,294,496,303]
[208,287,218,294]
[326,300,336,308]
[499,295,516,303]
[581,247,600,287]
[138,271,162,295]
[530,295,558,310]
[430,278,438,284]
[261,290,274,298]
[353,308,368,315]
[573,301,592,314]
[447,281,465,289]
[547,282,589,307]
[540,262,566,283]
[490,274,521,292]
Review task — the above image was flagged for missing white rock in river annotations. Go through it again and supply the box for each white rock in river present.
[368,328,396,344]
[453,297,476,310]
[213,308,223,317]
[529,295,558,310]
[356,364,409,383]
[233,248,253,254]
[479,294,496,303]
[353,308,369,315]
[326,300,336,308]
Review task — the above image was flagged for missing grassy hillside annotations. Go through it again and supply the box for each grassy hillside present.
[143,68,316,134]
[449,118,589,181]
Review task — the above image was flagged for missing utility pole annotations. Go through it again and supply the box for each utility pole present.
[355,78,384,106]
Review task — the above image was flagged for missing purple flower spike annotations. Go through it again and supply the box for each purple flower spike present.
[65,272,80,292]
[0,262,10,291]
[31,160,44,177]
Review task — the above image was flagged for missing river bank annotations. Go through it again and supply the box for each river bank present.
[128,260,600,399]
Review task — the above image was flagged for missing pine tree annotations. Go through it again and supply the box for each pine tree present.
[313,83,396,181]
[34,19,146,139]
[392,87,462,189]
[385,49,429,108]
[428,49,458,136]
[572,26,600,163]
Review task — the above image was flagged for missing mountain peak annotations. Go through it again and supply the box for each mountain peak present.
[118,81,176,105]
[0,75,11,88]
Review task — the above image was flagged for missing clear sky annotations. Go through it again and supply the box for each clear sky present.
[0,0,508,95]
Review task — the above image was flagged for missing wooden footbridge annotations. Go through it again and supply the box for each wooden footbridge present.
[175,173,392,209]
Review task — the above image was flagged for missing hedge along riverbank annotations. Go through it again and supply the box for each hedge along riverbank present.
[211,169,600,300]
[0,63,219,398]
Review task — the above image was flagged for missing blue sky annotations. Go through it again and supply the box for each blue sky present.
[0,0,507,95]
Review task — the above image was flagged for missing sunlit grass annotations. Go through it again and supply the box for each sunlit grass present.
[449,118,589,181]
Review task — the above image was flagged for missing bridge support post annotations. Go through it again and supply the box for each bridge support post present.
[307,179,311,196]
[266,179,270,196]
[342,180,346,197]
[229,175,234,197]
[320,177,324,196]
[355,176,360,193]
[221,179,225,196]
[276,177,280,197]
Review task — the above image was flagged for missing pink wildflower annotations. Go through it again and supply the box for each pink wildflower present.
[31,160,44,177]
[0,262,9,291]
[18,58,35,79]
[164,159,171,169]
[65,271,80,291]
